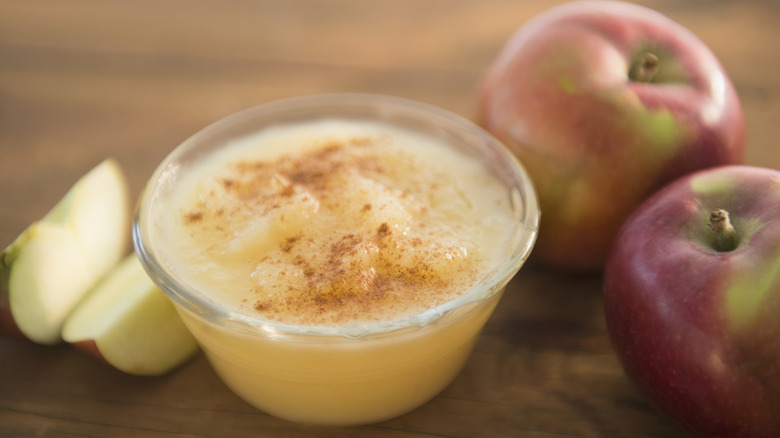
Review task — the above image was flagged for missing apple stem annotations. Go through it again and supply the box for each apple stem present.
[629,52,660,83]
[709,209,738,252]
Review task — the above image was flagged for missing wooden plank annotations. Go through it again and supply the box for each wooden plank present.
[1,1,778,436]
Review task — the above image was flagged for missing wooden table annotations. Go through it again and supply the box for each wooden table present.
[1,1,778,436]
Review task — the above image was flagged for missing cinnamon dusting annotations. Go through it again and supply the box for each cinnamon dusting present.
[183,211,203,224]
[173,128,498,326]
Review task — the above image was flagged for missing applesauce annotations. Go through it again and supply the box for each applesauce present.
[134,94,539,425]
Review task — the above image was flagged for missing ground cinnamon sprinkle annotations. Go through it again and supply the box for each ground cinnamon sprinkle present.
[177,129,491,326]
[183,211,203,224]
[281,235,300,253]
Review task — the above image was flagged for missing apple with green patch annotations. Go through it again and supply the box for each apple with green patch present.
[1,159,130,344]
[478,0,745,270]
[63,254,199,376]
[604,165,780,437]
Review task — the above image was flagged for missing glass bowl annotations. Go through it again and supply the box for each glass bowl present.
[133,93,539,425]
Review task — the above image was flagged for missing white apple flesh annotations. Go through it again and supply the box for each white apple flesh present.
[0,159,130,344]
[62,255,199,376]
[2,224,93,343]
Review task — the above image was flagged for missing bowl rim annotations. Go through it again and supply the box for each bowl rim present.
[132,92,539,341]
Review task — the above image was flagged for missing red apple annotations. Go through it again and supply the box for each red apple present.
[477,1,745,271]
[604,165,780,438]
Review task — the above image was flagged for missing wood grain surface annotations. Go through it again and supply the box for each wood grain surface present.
[1,1,779,437]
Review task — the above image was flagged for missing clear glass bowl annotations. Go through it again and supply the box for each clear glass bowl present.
[133,93,539,425]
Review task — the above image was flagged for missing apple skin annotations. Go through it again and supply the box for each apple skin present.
[0,294,27,340]
[71,339,104,362]
[477,1,745,271]
[604,165,780,438]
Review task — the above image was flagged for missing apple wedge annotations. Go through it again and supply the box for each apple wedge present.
[62,254,199,376]
[0,159,129,344]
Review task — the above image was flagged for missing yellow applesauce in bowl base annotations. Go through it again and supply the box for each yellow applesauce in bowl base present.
[134,94,539,425]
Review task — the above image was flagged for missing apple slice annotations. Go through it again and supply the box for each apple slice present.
[50,159,130,277]
[1,223,94,343]
[62,255,199,376]
[0,159,129,345]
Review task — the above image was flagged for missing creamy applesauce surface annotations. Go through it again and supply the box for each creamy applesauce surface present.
[155,120,516,327]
